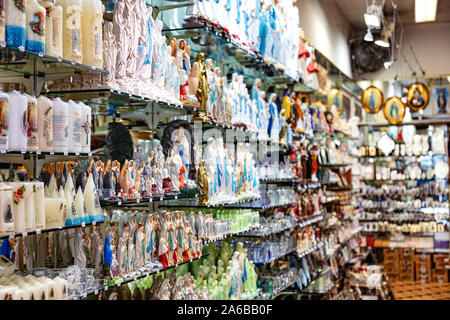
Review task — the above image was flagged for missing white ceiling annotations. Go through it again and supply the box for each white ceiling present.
[334,0,450,31]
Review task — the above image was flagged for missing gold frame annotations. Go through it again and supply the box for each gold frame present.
[328,88,343,115]
[383,96,406,125]
[361,86,384,114]
[406,82,430,112]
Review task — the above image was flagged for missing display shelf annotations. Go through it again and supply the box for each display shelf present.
[252,248,296,265]
[77,253,210,300]
[0,221,104,241]
[358,118,450,128]
[99,191,204,208]
[319,163,352,168]
[297,242,324,258]
[0,44,108,95]
[325,186,353,192]
[157,196,263,209]
[321,227,363,260]
[259,178,299,184]
[162,20,298,86]
[0,151,104,179]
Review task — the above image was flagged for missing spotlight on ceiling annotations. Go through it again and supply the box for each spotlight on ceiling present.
[364,28,374,41]
[375,34,390,47]
[384,60,394,69]
[415,0,438,23]
[364,3,383,29]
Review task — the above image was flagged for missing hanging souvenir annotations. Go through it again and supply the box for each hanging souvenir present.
[361,86,384,114]
[406,82,430,112]
[383,96,406,125]
[327,88,343,116]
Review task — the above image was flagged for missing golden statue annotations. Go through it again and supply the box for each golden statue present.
[197,160,209,206]
[195,53,208,111]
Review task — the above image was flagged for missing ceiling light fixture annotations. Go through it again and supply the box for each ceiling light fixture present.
[375,32,390,47]
[364,28,374,41]
[415,0,438,23]
[384,60,394,69]
[364,2,384,29]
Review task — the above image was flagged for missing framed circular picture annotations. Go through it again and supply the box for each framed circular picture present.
[361,86,384,114]
[383,96,406,125]
[328,88,343,115]
[312,100,327,111]
[406,82,430,112]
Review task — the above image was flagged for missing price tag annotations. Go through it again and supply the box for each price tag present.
[82,293,87,298]
[57,57,63,62]
[160,197,163,201]
[94,290,98,295]
[118,201,122,206]
[134,276,137,281]
[75,152,80,156]
[21,150,26,154]
[88,152,92,157]
[36,229,41,235]
[9,234,14,239]
[22,232,27,237]
[64,151,68,156]
[92,221,96,226]
[190,259,192,263]
[71,60,76,65]
[50,151,55,155]
[36,151,41,155]
[174,195,178,200]
[105,286,108,291]
[0,150,5,153]
[136,199,140,204]
[91,66,96,71]
[81,222,86,227]
[149,198,153,202]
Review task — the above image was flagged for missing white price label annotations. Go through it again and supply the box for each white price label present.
[81,222,86,227]
[150,198,153,202]
[174,195,178,200]
[160,197,163,201]
[36,229,41,235]
[22,232,27,237]
[136,199,140,203]
[105,286,108,291]
[9,234,14,239]
[64,152,68,156]
[118,201,122,206]
[92,221,96,225]
[134,277,137,281]
[50,151,55,155]
[94,290,98,295]
[36,151,41,155]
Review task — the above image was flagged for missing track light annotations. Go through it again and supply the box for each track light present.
[364,28,374,41]
[364,3,383,29]
[384,60,394,69]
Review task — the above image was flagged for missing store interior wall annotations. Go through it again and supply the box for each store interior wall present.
[357,22,450,81]
[297,0,354,79]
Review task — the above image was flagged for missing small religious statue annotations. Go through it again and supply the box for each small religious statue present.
[195,53,208,111]
[197,160,209,206]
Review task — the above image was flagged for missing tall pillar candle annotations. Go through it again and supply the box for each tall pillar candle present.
[23,182,35,231]
[24,94,38,152]
[26,0,45,53]
[79,102,90,153]
[0,91,10,151]
[44,174,66,228]
[33,182,45,229]
[81,0,103,67]
[5,0,26,48]
[37,95,53,152]
[38,0,62,57]
[7,183,26,234]
[74,186,87,223]
[67,100,81,154]
[0,184,15,235]
[60,0,82,63]
[84,173,103,222]
[51,97,68,153]
[8,91,27,152]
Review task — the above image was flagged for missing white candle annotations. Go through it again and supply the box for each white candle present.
[25,0,45,53]
[37,96,53,152]
[5,0,27,48]
[74,186,87,223]
[52,276,67,300]
[0,91,10,151]
[0,285,17,300]
[24,276,46,300]
[67,100,81,154]
[33,182,45,229]
[23,182,35,231]
[18,283,34,300]
[59,0,82,63]
[6,182,26,233]
[79,102,90,153]
[51,97,68,153]
[24,94,38,152]
[7,91,27,152]
[83,173,102,222]
[0,184,14,235]
[38,0,62,57]
[64,187,77,226]
[44,177,65,228]
[81,0,103,67]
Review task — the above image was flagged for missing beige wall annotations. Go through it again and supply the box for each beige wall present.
[297,0,354,79]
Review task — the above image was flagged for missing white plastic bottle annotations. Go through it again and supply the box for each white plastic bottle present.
[26,0,46,53]
[38,0,63,57]
[0,91,10,151]
[5,0,27,48]
[37,95,53,152]
[81,0,103,67]
[79,102,90,153]
[59,0,82,63]
[67,100,81,153]
[8,91,27,152]
[24,94,39,152]
[51,97,68,153]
